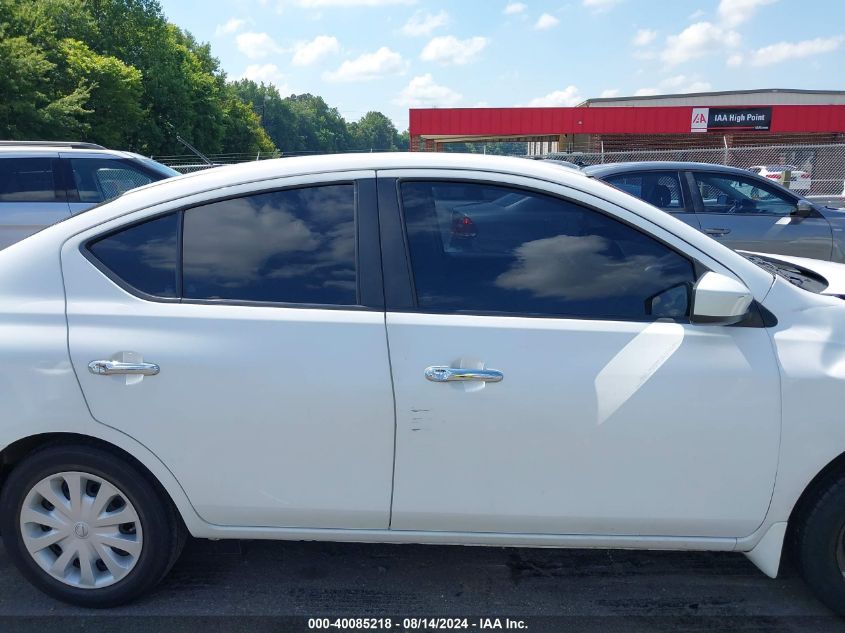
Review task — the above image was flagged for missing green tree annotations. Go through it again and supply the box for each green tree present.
[349,111,399,151]
[60,38,144,147]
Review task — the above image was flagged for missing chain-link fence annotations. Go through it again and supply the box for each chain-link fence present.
[153,143,845,197]
[521,143,845,196]
[153,151,282,174]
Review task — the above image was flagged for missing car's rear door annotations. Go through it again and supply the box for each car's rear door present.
[379,171,780,539]
[690,170,833,260]
[0,152,70,248]
[63,172,396,529]
[600,170,701,230]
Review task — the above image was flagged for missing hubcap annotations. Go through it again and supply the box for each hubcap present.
[19,471,143,589]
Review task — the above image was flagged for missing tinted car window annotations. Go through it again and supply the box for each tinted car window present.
[694,173,796,216]
[88,213,179,297]
[603,172,686,212]
[182,184,357,305]
[0,158,61,202]
[401,181,696,321]
[70,158,155,203]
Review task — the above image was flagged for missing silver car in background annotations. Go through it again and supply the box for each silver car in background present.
[586,161,845,262]
[0,141,178,249]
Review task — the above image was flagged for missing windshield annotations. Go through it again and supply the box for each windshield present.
[131,155,181,178]
[742,253,828,294]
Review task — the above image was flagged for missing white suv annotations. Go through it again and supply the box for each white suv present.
[0,141,178,249]
[3,153,845,613]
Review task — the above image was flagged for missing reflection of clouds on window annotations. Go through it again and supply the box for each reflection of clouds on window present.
[496,234,682,302]
[401,180,697,320]
[183,184,357,305]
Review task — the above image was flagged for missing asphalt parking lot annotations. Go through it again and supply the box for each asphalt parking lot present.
[0,537,844,632]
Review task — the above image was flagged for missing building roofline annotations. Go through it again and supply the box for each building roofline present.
[577,88,845,107]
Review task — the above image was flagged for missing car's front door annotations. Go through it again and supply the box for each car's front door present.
[63,174,396,529]
[381,173,780,539]
[60,153,161,213]
[690,170,833,260]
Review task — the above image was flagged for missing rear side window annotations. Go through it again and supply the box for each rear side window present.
[88,214,179,297]
[400,181,696,321]
[603,172,686,212]
[70,158,155,203]
[0,158,61,202]
[182,184,357,305]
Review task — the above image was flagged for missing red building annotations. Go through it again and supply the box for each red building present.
[409,89,845,153]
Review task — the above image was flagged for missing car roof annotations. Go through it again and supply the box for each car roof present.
[583,161,755,178]
[0,145,137,159]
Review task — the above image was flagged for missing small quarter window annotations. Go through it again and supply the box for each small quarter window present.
[88,213,179,297]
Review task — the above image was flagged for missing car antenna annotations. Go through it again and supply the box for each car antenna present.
[164,123,213,166]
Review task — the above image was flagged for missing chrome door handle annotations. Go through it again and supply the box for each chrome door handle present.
[704,228,731,236]
[88,360,160,376]
[424,366,503,383]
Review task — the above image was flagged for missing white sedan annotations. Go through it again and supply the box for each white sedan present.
[1,153,845,613]
[748,164,812,191]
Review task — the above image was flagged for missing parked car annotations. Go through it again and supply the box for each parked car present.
[585,161,845,262]
[5,154,845,613]
[748,164,812,191]
[0,141,179,249]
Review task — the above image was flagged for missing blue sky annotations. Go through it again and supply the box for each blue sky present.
[157,0,845,131]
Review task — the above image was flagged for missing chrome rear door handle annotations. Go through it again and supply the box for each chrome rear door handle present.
[424,366,503,383]
[704,228,731,236]
[88,360,160,376]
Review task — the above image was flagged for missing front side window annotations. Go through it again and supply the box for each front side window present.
[603,172,686,213]
[400,181,696,321]
[694,173,797,216]
[0,158,61,202]
[70,158,156,203]
[88,213,179,297]
[182,184,357,305]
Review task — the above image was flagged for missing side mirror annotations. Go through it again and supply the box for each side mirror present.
[792,199,814,219]
[691,272,753,325]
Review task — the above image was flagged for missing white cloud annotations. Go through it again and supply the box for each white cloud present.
[534,13,559,29]
[600,89,620,98]
[324,47,406,81]
[394,73,462,107]
[582,0,621,12]
[527,85,583,107]
[717,0,777,28]
[291,35,339,65]
[401,10,449,36]
[632,29,657,46]
[634,75,712,96]
[748,35,844,66]
[689,9,705,19]
[503,2,527,14]
[420,36,488,65]
[239,64,289,90]
[661,21,740,65]
[215,18,246,36]
[727,53,743,66]
[236,32,284,59]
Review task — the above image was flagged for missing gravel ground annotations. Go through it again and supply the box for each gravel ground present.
[1,537,844,632]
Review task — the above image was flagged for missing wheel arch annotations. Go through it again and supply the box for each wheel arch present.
[0,431,203,535]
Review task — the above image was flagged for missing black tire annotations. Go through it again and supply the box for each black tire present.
[0,444,184,607]
[795,474,845,616]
